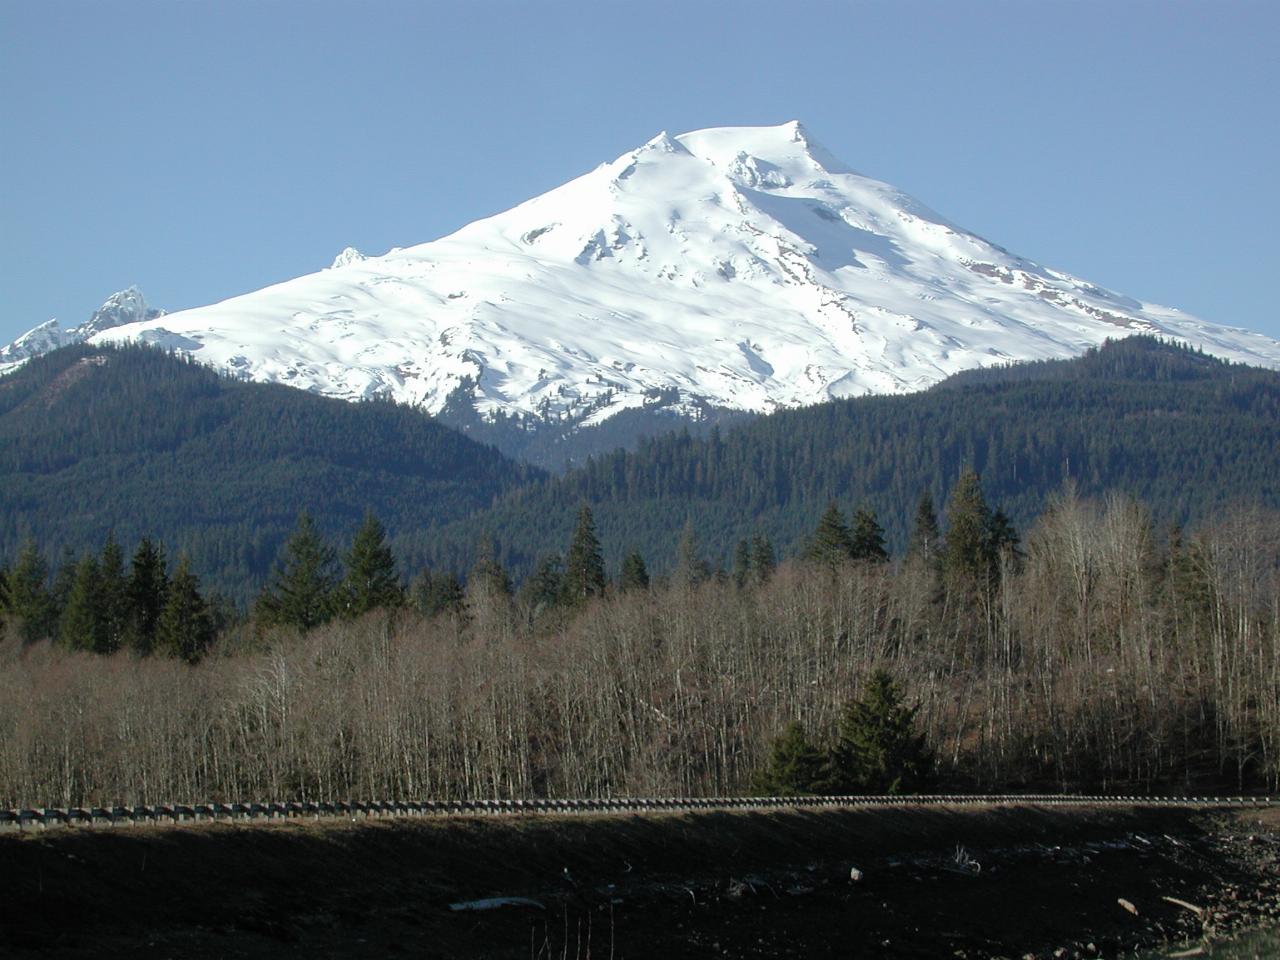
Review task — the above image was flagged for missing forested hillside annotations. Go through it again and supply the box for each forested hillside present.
[3,337,1278,598]
[418,338,1280,578]
[0,344,540,599]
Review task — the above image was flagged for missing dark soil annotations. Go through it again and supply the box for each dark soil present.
[1,803,1277,959]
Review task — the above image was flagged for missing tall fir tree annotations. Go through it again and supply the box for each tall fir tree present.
[410,569,466,618]
[850,506,889,563]
[156,555,214,662]
[830,670,931,794]
[339,511,403,618]
[732,538,752,588]
[518,554,564,616]
[256,512,339,631]
[907,491,942,571]
[126,537,168,655]
[671,519,710,589]
[619,550,650,592]
[562,504,606,604]
[749,533,776,584]
[1163,524,1212,638]
[987,508,1022,570]
[468,537,513,598]
[49,547,77,629]
[97,535,129,654]
[805,502,855,569]
[943,469,995,595]
[5,541,55,643]
[59,553,104,652]
[752,720,829,797]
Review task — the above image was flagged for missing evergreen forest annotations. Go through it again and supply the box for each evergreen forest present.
[0,344,540,600]
[422,336,1280,578]
[2,337,1277,604]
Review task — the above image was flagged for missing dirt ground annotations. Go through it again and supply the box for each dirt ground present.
[1,803,1277,959]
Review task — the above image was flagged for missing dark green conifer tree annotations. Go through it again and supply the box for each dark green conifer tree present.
[752,721,829,797]
[672,520,710,589]
[732,539,751,588]
[49,546,77,628]
[749,533,776,584]
[987,508,1022,570]
[830,669,931,794]
[156,555,214,662]
[338,511,403,618]
[468,537,512,597]
[619,550,650,592]
[126,537,168,655]
[5,541,55,643]
[850,506,889,563]
[519,554,564,616]
[256,513,339,631]
[907,491,942,570]
[561,504,606,604]
[97,535,128,653]
[943,469,995,596]
[1163,524,1212,639]
[410,569,466,617]
[59,553,104,652]
[805,502,855,569]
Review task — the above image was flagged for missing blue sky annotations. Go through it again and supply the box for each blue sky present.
[2,0,1277,345]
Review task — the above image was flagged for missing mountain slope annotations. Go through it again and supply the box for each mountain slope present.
[73,122,1280,436]
[0,343,539,600]
[412,338,1280,577]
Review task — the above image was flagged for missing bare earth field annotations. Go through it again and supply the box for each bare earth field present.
[1,803,1278,959]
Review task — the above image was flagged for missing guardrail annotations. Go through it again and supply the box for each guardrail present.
[0,793,1273,830]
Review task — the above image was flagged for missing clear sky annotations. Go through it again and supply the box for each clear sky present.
[2,0,1277,345]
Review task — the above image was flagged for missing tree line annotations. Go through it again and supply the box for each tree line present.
[1,536,215,661]
[3,474,1277,807]
[1,511,423,658]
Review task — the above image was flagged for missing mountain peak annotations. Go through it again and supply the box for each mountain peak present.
[676,120,853,178]
[81,287,164,338]
[1,288,164,372]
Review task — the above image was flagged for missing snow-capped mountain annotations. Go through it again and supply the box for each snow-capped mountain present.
[1,287,164,374]
[30,123,1280,423]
